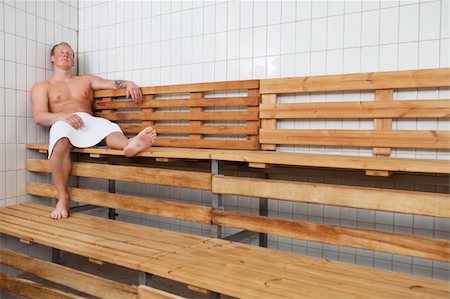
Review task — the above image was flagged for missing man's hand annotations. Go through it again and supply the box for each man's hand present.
[125,81,142,102]
[64,113,84,129]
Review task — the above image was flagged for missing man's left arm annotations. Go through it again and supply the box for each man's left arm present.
[89,75,142,102]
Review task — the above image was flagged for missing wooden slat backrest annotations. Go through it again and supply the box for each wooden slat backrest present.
[259,68,450,153]
[211,175,450,262]
[27,159,212,191]
[93,80,260,150]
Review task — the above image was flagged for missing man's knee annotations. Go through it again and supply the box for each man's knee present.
[51,138,72,158]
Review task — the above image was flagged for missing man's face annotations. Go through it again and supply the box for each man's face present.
[51,44,74,69]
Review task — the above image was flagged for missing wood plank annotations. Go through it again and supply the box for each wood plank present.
[153,138,259,150]
[211,210,450,261]
[247,89,261,146]
[0,205,194,265]
[94,80,260,97]
[120,124,259,135]
[94,96,260,110]
[212,176,450,218]
[191,239,450,297]
[27,182,212,224]
[1,205,169,258]
[141,246,441,299]
[97,111,259,121]
[211,150,450,174]
[26,143,218,159]
[260,68,450,93]
[259,99,450,119]
[373,89,394,155]
[190,92,205,140]
[27,159,212,190]
[19,202,208,250]
[26,143,450,174]
[0,273,84,299]
[152,243,446,299]
[0,213,149,269]
[0,248,137,299]
[261,94,277,150]
[142,94,156,128]
[259,129,450,149]
[138,285,184,299]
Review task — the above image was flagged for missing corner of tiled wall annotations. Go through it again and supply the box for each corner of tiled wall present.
[0,0,79,270]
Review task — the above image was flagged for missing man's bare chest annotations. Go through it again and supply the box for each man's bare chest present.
[48,80,92,104]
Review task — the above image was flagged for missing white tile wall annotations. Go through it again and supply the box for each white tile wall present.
[0,0,78,277]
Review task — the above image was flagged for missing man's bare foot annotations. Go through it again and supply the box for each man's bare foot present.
[123,127,157,157]
[51,198,69,220]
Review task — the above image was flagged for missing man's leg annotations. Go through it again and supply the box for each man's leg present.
[49,138,72,219]
[105,128,156,157]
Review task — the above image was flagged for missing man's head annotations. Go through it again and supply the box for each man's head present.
[50,42,75,68]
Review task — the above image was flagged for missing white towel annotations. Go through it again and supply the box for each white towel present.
[48,112,122,158]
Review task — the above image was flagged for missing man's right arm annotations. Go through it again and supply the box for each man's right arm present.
[31,82,83,128]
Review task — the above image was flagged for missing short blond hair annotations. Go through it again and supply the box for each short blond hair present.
[50,42,75,58]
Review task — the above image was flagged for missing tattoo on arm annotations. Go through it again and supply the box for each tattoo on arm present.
[115,80,126,88]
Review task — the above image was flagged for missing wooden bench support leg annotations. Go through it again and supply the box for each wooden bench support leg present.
[211,160,223,239]
[258,172,269,248]
[52,248,60,264]
[259,198,268,248]
[138,271,152,286]
[108,179,118,220]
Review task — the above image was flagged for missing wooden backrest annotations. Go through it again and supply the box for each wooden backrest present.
[259,68,450,154]
[211,174,450,262]
[93,80,260,150]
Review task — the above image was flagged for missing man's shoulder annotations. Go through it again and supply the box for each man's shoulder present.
[32,80,50,91]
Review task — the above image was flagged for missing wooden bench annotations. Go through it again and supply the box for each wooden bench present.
[2,69,449,298]
[0,248,182,299]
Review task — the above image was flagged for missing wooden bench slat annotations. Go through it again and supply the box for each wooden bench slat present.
[94,96,260,110]
[0,213,148,269]
[0,248,137,299]
[259,99,450,119]
[260,68,450,93]
[153,138,259,149]
[142,244,448,299]
[211,149,450,174]
[94,80,260,97]
[22,202,208,249]
[260,128,450,149]
[26,143,450,174]
[2,205,192,258]
[138,285,184,299]
[211,210,450,262]
[154,245,447,299]
[0,273,85,299]
[120,124,259,135]
[27,182,212,224]
[97,111,259,121]
[212,176,450,218]
[195,239,450,295]
[27,159,212,190]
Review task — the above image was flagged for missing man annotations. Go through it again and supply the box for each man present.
[31,42,157,220]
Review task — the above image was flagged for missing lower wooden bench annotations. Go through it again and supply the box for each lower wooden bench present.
[0,248,181,299]
[0,203,448,299]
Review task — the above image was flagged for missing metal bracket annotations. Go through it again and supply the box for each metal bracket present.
[138,271,152,286]
[211,160,223,238]
[52,248,61,264]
